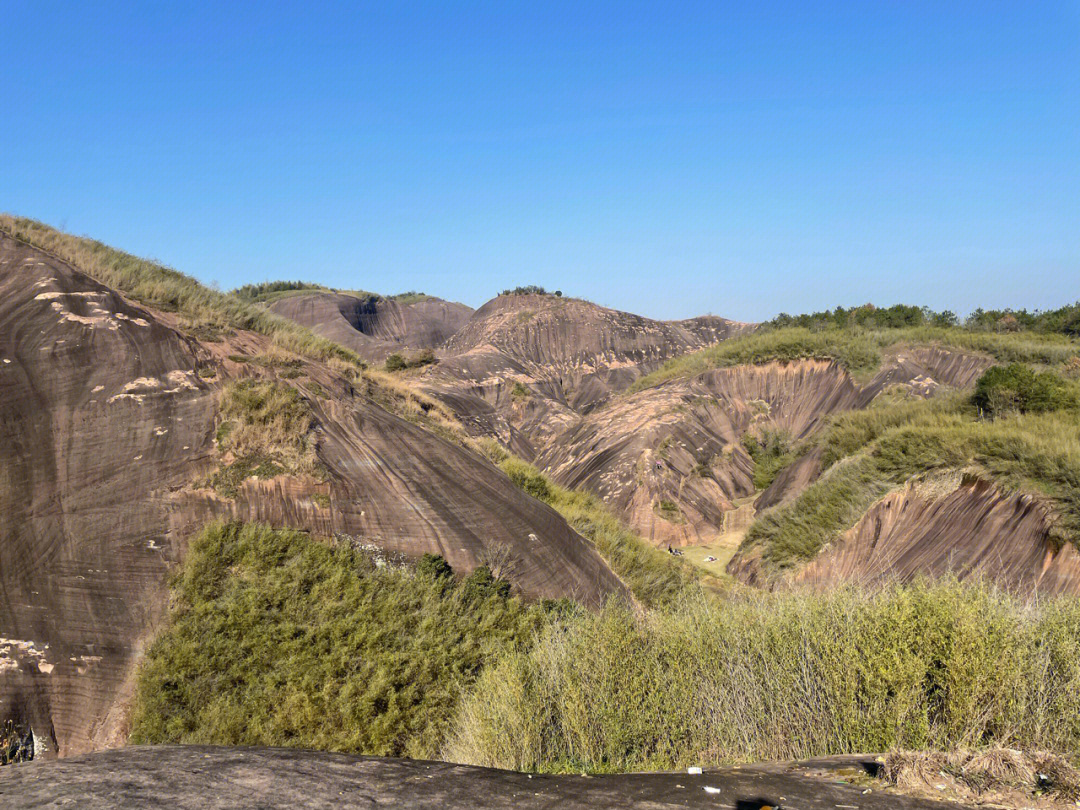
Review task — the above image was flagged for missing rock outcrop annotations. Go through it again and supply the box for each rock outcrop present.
[0,745,953,810]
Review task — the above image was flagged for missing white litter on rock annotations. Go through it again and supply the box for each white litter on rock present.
[703,786,720,794]
[687,767,702,775]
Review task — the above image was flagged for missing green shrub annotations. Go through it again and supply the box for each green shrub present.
[973,363,1079,417]
[741,427,796,489]
[416,553,454,581]
[129,523,544,758]
[384,350,437,372]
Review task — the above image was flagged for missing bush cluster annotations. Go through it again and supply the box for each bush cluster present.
[973,363,1079,417]
[384,349,438,372]
[741,427,796,489]
[129,523,536,758]
[500,285,562,297]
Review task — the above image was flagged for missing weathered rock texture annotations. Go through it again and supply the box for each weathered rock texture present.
[0,234,623,758]
[268,293,472,362]
[0,745,955,810]
[796,475,1080,593]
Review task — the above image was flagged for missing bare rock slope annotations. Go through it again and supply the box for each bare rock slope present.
[268,292,472,363]
[0,234,622,758]
[0,746,955,810]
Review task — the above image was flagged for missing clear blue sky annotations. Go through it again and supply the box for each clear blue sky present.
[3,1,1078,321]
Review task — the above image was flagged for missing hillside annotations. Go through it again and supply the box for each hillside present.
[267,291,472,362]
[0,223,626,757]
[258,267,1080,596]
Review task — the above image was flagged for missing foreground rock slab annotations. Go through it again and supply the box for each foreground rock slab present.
[0,745,956,810]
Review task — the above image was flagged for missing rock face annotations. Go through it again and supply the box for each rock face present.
[268,293,472,363]
[0,745,953,810]
[796,475,1080,593]
[0,234,623,758]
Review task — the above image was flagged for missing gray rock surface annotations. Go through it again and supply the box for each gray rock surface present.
[0,745,956,810]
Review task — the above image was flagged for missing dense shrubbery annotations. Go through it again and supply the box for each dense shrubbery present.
[973,363,1079,417]
[770,303,958,331]
[446,581,1080,772]
[770,301,1080,336]
[741,427,797,489]
[966,302,1080,336]
[500,285,561,297]
[133,527,1080,775]
[130,523,540,758]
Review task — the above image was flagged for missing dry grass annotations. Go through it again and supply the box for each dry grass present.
[0,214,364,368]
[207,380,320,497]
[883,748,1080,806]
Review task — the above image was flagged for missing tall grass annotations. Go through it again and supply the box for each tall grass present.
[629,325,1080,393]
[0,214,363,367]
[445,581,1080,772]
[129,523,548,758]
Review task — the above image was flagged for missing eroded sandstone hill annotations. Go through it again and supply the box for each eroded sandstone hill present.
[268,292,472,363]
[0,233,623,757]
[270,284,1080,595]
[541,346,995,547]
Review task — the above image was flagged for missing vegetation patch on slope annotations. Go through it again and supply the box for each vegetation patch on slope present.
[474,440,706,606]
[208,380,323,497]
[129,522,549,758]
[445,580,1080,772]
[629,323,1080,393]
[741,366,1080,573]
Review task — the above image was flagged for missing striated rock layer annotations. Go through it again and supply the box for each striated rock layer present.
[268,293,473,363]
[795,475,1080,593]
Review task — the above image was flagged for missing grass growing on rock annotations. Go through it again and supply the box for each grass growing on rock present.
[129,523,548,758]
[629,325,1080,393]
[0,214,364,368]
[208,380,321,496]
[474,440,705,607]
[740,371,1080,574]
[445,580,1080,772]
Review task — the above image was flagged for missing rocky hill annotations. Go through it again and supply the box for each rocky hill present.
[268,292,472,363]
[0,229,623,758]
[267,274,1080,598]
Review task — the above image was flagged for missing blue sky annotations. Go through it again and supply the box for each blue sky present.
[3,1,1078,321]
